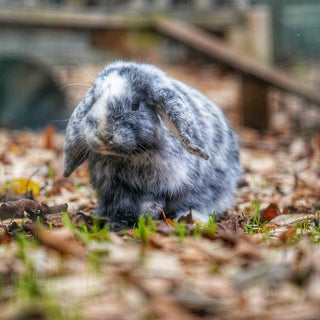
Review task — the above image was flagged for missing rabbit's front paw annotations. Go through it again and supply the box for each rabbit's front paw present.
[141,204,164,221]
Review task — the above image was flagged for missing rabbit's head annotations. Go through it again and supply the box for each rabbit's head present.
[63,62,209,177]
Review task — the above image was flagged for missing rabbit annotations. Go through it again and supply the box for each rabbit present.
[63,61,242,230]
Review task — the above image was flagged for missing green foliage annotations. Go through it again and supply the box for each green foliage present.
[244,199,266,234]
[15,231,28,261]
[310,224,320,243]
[36,215,43,226]
[92,216,101,234]
[133,216,151,243]
[62,212,109,244]
[193,222,201,238]
[146,213,157,232]
[295,212,320,243]
[15,262,40,302]
[133,214,156,243]
[174,221,187,242]
[261,227,271,242]
[61,211,74,231]
[12,228,82,319]
[203,212,217,235]
[47,165,54,180]
[14,263,82,320]
[90,221,110,242]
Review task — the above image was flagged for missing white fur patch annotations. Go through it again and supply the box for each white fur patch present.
[103,72,127,98]
[94,72,127,128]
[175,209,208,223]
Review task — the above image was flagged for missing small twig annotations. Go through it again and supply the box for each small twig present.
[155,206,167,220]
[0,199,68,220]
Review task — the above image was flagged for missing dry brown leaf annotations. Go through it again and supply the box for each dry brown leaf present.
[0,231,12,244]
[260,203,281,222]
[165,218,175,227]
[26,224,85,257]
[279,225,296,243]
[49,178,75,196]
[149,234,165,249]
[179,247,208,264]
[151,296,198,320]
[125,229,134,237]
[270,214,316,227]
[235,237,263,260]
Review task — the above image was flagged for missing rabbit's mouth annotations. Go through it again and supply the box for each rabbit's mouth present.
[96,145,118,155]
[87,138,117,155]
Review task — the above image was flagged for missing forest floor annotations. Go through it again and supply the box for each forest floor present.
[0,126,319,320]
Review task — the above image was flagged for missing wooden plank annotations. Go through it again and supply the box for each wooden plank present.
[0,8,150,29]
[241,76,269,130]
[154,17,320,106]
[0,8,238,31]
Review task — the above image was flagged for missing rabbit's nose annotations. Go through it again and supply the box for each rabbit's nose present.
[96,131,114,145]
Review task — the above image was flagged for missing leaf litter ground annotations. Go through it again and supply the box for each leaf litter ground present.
[0,127,320,320]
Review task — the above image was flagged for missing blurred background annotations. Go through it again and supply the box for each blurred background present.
[0,0,319,133]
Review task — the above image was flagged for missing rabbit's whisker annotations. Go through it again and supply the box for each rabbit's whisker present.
[59,83,92,90]
[136,143,153,163]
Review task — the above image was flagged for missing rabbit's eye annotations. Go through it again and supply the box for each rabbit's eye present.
[132,102,140,111]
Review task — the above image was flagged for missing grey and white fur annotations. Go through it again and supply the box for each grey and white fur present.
[63,61,241,230]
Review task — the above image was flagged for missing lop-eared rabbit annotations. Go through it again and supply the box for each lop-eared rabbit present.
[63,61,241,230]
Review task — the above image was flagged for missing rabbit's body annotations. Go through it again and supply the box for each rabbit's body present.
[63,61,241,230]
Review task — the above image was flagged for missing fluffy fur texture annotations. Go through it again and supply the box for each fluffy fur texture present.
[63,61,242,230]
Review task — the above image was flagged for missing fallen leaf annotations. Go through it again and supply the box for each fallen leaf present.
[270,214,316,227]
[165,218,174,227]
[151,296,197,320]
[26,223,85,257]
[0,231,12,244]
[178,212,194,224]
[179,247,208,264]
[49,178,75,196]
[260,203,281,222]
[126,229,134,237]
[235,237,263,260]
[279,225,296,243]
[2,178,40,196]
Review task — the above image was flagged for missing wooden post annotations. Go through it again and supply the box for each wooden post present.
[153,17,320,130]
[241,76,269,130]
[91,29,129,53]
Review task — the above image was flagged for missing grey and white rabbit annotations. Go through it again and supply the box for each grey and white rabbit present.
[63,61,241,230]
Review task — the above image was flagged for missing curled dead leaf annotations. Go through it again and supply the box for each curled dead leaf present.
[279,225,296,243]
[260,203,281,222]
[165,218,175,227]
[26,223,85,257]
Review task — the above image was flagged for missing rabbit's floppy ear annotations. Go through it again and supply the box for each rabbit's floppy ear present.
[155,86,209,160]
[63,89,94,177]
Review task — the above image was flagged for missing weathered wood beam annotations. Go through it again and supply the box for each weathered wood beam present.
[0,8,239,31]
[154,17,320,106]
[0,8,150,29]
